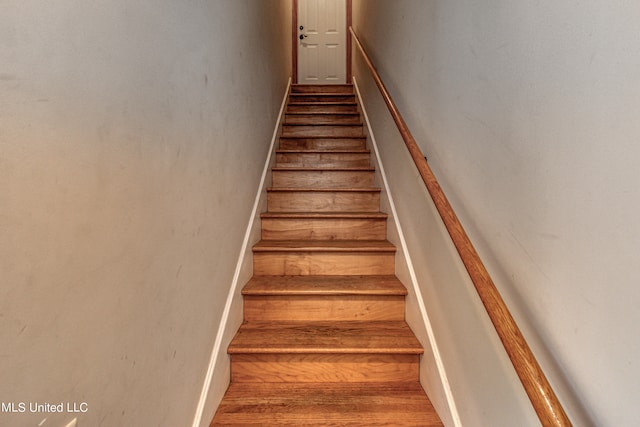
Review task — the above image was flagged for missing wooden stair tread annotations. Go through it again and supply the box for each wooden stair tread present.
[284,115,362,125]
[284,122,362,126]
[253,240,395,252]
[280,135,365,139]
[290,92,355,96]
[288,101,358,106]
[211,382,443,426]
[286,111,360,115]
[228,321,423,354]
[261,211,386,219]
[242,275,407,296]
[288,95,357,104]
[272,166,375,171]
[276,149,370,154]
[282,125,364,138]
[274,165,371,170]
[267,187,380,192]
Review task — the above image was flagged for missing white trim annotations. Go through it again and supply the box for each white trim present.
[353,77,462,427]
[191,78,291,427]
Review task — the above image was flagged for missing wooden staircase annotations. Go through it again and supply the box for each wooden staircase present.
[211,84,443,426]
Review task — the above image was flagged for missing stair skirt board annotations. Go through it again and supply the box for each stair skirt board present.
[206,81,446,426]
[353,77,461,426]
[190,79,292,427]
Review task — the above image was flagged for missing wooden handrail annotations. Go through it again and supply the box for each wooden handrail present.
[349,27,572,427]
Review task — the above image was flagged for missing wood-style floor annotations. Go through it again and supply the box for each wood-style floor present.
[210,84,443,426]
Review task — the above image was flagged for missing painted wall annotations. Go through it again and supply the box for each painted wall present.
[353,1,640,426]
[353,29,538,427]
[0,1,290,426]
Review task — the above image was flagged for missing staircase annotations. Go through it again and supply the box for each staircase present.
[211,84,443,426]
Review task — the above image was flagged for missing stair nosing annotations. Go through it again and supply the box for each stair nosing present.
[288,102,358,106]
[282,123,363,127]
[261,211,387,218]
[285,111,361,117]
[242,275,407,297]
[272,166,375,171]
[276,148,371,154]
[279,135,366,140]
[276,149,370,154]
[267,186,380,192]
[290,93,355,96]
[286,111,360,115]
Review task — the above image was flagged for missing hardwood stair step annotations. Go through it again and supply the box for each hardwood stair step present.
[267,187,381,213]
[287,103,358,114]
[291,84,354,94]
[261,210,386,240]
[242,275,407,322]
[211,382,443,426]
[231,353,420,383]
[229,321,420,354]
[276,150,370,167]
[242,275,407,296]
[243,295,405,322]
[276,148,370,153]
[253,240,395,276]
[282,124,364,138]
[271,168,375,189]
[288,101,358,106]
[253,240,396,253]
[272,166,375,170]
[228,321,422,382]
[284,113,361,125]
[279,136,366,150]
[289,93,356,103]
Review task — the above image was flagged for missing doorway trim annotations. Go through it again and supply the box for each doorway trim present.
[292,0,352,84]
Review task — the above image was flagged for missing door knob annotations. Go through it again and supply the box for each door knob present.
[299,34,308,40]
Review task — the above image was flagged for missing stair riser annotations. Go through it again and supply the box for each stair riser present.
[253,252,395,275]
[284,114,361,125]
[287,104,358,114]
[272,170,374,188]
[276,153,370,167]
[261,218,386,240]
[289,94,356,103]
[244,296,405,322]
[282,125,364,138]
[267,191,380,212]
[231,354,419,383]
[279,137,366,150]
[291,84,354,94]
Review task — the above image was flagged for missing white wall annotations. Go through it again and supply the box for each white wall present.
[353,25,538,427]
[353,1,640,426]
[355,71,540,426]
[0,1,290,426]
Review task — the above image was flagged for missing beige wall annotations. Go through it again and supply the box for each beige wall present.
[0,1,290,426]
[353,0,640,426]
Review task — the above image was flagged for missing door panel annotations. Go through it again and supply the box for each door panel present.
[298,0,347,84]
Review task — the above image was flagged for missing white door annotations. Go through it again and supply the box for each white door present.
[298,0,347,84]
